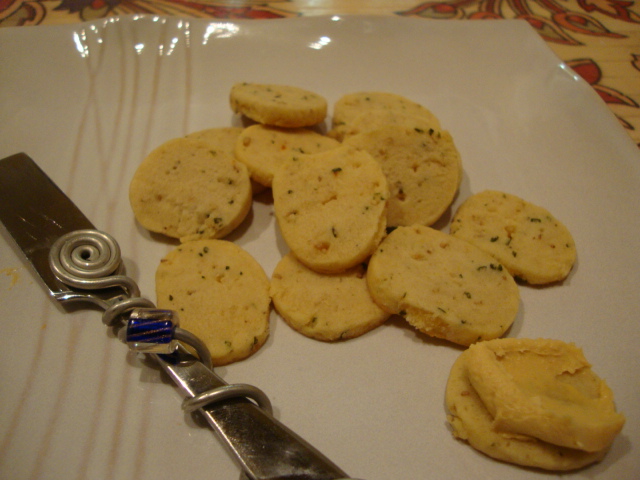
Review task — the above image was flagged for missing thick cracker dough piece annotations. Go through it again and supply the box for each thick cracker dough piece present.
[156,240,270,366]
[329,91,441,141]
[129,137,252,242]
[270,253,390,341]
[445,350,607,471]
[230,82,327,128]
[345,126,461,227]
[272,145,389,274]
[235,124,339,187]
[366,225,519,346]
[465,338,625,453]
[450,190,577,284]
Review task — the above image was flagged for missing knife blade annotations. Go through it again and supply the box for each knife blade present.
[0,153,354,480]
[0,153,95,302]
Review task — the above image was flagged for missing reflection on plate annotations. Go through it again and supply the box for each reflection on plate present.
[0,14,638,480]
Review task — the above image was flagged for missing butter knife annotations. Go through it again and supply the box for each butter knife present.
[0,153,355,480]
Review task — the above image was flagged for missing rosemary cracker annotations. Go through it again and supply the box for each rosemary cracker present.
[272,144,388,274]
[328,91,441,142]
[156,239,270,366]
[450,190,577,284]
[270,253,389,341]
[367,225,519,346]
[185,126,266,196]
[129,136,252,242]
[235,124,339,187]
[230,82,327,128]
[344,125,462,227]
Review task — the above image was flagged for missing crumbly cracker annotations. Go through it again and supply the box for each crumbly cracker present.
[129,137,252,242]
[272,145,388,273]
[235,124,339,187]
[367,225,519,346]
[450,190,577,284]
[156,239,270,366]
[345,125,461,227]
[329,91,441,141]
[270,253,389,341]
[230,82,327,128]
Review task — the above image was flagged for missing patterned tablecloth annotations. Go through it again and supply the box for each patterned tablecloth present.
[1,0,639,146]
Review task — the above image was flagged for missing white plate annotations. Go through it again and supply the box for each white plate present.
[1,14,639,480]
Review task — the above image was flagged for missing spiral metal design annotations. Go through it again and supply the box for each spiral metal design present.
[49,229,139,297]
[49,229,213,374]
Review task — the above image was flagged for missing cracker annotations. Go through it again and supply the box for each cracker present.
[235,124,339,187]
[185,126,243,150]
[329,91,441,142]
[366,225,519,346]
[230,82,327,128]
[272,145,389,273]
[450,190,577,284]
[338,110,441,141]
[155,239,270,366]
[129,137,252,242]
[445,346,610,471]
[270,253,389,341]
[345,125,461,227]
[186,126,267,196]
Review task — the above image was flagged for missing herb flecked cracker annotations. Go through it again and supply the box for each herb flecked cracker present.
[328,91,441,142]
[272,144,389,274]
[230,82,327,128]
[450,190,577,284]
[345,125,462,227]
[270,253,390,341]
[156,239,270,366]
[185,126,267,196]
[235,124,339,187]
[129,137,252,242]
[367,225,519,346]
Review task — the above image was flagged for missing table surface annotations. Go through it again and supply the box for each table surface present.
[1,0,639,147]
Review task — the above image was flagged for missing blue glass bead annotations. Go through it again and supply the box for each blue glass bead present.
[125,308,179,354]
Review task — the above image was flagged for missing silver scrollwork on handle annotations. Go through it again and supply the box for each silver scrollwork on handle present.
[48,228,213,368]
[49,229,140,297]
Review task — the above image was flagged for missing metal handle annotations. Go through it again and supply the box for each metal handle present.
[154,347,350,480]
[48,228,355,480]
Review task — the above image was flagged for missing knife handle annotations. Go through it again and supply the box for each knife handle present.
[154,348,351,480]
[47,228,353,479]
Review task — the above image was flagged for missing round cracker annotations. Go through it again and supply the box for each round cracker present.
[345,125,461,227]
[366,225,519,346]
[270,253,390,341]
[337,109,441,141]
[129,137,252,242]
[185,126,243,150]
[235,124,339,187]
[272,144,389,273]
[445,349,607,471]
[450,190,577,284]
[230,82,327,128]
[186,126,266,196]
[155,239,270,366]
[329,91,441,142]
